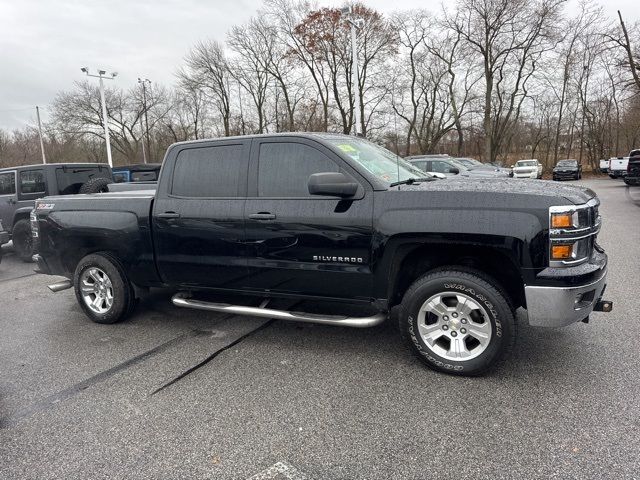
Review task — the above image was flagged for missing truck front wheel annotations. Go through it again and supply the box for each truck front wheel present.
[73,253,137,324]
[399,268,516,376]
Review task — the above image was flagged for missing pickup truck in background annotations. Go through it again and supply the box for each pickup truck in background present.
[599,158,609,174]
[624,149,640,186]
[0,163,112,261]
[609,157,629,179]
[33,133,612,376]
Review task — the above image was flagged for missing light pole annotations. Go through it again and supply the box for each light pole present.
[81,67,117,167]
[35,106,46,164]
[138,78,152,163]
[341,6,363,137]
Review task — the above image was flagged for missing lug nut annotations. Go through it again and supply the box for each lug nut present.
[451,331,457,337]
[452,313,458,318]
[443,315,449,321]
[461,328,467,334]
[461,319,467,324]
[443,325,449,330]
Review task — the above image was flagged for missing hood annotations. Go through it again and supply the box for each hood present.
[513,165,538,171]
[395,176,595,205]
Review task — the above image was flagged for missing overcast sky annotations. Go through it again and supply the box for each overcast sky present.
[0,0,637,130]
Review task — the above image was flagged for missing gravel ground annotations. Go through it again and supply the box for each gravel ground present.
[0,178,638,479]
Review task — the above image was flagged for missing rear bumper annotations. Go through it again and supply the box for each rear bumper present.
[525,268,609,327]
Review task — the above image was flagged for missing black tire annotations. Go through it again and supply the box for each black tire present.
[73,252,137,324]
[12,219,34,262]
[398,268,516,376]
[79,177,110,194]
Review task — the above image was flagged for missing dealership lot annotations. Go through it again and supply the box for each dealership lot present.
[0,178,638,479]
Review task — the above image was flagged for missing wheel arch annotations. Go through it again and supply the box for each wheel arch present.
[385,241,525,310]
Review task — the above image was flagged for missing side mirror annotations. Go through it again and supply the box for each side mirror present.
[449,167,460,175]
[308,172,358,198]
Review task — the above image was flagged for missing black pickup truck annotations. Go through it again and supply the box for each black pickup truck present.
[33,133,612,375]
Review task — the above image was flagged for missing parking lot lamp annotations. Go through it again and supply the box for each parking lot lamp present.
[341,6,363,137]
[81,67,117,167]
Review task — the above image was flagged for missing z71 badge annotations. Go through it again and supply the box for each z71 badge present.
[313,255,364,264]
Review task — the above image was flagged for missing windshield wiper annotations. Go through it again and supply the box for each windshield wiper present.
[389,176,436,187]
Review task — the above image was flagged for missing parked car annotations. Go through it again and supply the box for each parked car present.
[552,159,582,181]
[599,158,609,174]
[112,163,162,183]
[406,156,467,176]
[407,156,508,178]
[624,149,640,186]
[0,163,112,261]
[609,157,629,178]
[0,219,9,265]
[34,133,612,376]
[512,159,543,179]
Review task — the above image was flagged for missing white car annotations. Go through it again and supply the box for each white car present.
[512,159,543,179]
[599,158,610,174]
[609,157,629,179]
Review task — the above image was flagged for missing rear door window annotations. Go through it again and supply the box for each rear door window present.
[19,170,46,195]
[0,172,16,195]
[171,144,247,197]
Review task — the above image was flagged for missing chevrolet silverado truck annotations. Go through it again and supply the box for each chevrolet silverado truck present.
[32,134,612,375]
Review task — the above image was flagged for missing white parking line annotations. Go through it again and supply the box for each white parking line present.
[247,461,309,480]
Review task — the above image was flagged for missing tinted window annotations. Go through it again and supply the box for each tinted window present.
[0,172,16,195]
[431,161,458,174]
[172,144,245,197]
[258,142,339,197]
[20,170,46,194]
[55,166,111,195]
[411,160,428,172]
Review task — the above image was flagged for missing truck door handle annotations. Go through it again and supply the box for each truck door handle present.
[157,212,181,219]
[249,213,276,221]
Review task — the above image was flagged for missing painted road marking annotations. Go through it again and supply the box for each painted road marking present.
[247,461,309,480]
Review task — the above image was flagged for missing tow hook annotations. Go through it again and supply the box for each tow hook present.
[593,300,613,312]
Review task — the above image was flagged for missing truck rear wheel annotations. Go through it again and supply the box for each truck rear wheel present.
[12,219,34,262]
[399,268,516,376]
[73,253,137,324]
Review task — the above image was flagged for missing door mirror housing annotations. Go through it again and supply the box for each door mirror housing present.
[448,167,460,175]
[308,172,359,198]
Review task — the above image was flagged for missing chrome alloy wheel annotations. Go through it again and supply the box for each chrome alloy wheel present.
[79,267,114,314]
[417,292,493,361]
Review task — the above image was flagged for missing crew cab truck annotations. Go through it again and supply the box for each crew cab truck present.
[33,134,612,375]
[0,163,112,261]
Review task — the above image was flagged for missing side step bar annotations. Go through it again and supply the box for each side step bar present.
[48,280,73,293]
[171,293,386,328]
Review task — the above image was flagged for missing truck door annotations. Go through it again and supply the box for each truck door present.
[0,170,17,231]
[152,139,250,289]
[242,138,375,301]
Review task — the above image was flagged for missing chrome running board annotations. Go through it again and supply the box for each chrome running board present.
[48,279,73,292]
[171,292,386,328]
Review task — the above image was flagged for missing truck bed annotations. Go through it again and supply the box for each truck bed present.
[34,191,159,285]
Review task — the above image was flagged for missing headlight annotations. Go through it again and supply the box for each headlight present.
[548,199,600,267]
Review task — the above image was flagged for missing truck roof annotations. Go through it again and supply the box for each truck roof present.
[168,132,351,148]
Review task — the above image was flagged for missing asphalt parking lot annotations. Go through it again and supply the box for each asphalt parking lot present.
[0,178,638,479]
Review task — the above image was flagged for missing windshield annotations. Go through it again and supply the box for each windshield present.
[516,161,538,167]
[324,136,428,183]
[556,160,577,166]
[455,158,482,167]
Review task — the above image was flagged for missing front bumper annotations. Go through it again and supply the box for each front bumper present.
[0,231,9,246]
[513,170,539,178]
[553,171,578,180]
[525,268,609,327]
